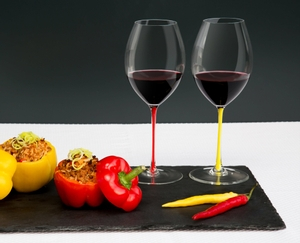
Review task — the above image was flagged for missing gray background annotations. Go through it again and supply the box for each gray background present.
[0,0,299,124]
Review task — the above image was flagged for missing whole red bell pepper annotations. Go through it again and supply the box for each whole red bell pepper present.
[96,156,145,212]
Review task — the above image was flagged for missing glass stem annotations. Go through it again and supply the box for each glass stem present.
[215,107,224,171]
[150,106,158,174]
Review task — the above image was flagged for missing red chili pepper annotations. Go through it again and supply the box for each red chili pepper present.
[96,156,145,212]
[192,184,257,220]
[54,160,104,208]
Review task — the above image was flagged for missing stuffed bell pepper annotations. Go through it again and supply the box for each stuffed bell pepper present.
[54,148,104,208]
[0,131,57,193]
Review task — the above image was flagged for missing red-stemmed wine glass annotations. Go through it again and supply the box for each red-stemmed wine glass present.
[190,17,253,185]
[125,19,185,185]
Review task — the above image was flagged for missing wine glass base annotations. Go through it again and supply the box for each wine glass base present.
[138,167,183,185]
[189,167,249,185]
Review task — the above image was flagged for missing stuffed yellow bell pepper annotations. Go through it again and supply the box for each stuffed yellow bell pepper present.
[0,132,57,193]
[0,150,17,199]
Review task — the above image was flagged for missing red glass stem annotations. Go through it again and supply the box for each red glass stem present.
[150,106,158,174]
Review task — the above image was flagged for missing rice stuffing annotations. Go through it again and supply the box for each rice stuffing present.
[0,136,51,162]
[57,155,98,184]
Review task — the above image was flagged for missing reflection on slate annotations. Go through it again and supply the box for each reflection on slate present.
[0,166,285,232]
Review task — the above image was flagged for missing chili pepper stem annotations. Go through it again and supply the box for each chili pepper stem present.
[246,183,258,200]
[118,166,146,190]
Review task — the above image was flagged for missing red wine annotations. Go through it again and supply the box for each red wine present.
[128,69,182,105]
[194,71,249,106]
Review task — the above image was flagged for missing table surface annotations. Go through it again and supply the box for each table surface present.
[0,122,299,243]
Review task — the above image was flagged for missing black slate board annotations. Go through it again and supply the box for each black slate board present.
[0,166,285,233]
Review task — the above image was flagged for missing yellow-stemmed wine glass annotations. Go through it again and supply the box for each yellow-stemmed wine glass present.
[190,17,253,185]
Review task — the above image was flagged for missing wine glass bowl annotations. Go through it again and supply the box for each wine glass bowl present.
[125,19,185,185]
[190,17,253,185]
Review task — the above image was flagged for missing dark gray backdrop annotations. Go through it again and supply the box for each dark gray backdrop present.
[0,0,299,124]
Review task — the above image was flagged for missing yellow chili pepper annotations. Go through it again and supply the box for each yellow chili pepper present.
[0,150,17,200]
[162,192,238,208]
[12,141,57,193]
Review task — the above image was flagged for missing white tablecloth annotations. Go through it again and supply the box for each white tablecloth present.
[1,122,299,243]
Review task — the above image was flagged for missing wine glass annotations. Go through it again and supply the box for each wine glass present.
[125,19,185,185]
[190,17,253,185]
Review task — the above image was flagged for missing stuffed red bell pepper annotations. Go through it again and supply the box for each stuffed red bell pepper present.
[96,155,145,212]
[54,148,104,208]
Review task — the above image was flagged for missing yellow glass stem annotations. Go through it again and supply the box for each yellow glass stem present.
[215,107,224,171]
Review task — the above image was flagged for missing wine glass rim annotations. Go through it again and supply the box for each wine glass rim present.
[204,17,245,24]
[135,19,177,26]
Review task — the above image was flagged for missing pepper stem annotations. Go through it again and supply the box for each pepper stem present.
[118,166,146,190]
[246,183,258,200]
